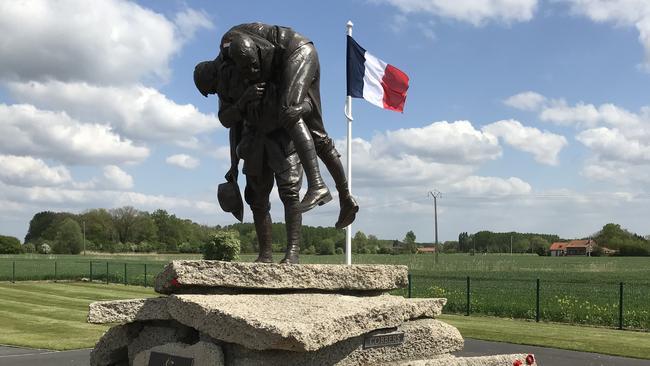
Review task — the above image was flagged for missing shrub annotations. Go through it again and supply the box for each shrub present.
[203,231,240,261]
[0,235,21,254]
[22,242,36,253]
[335,247,344,255]
[39,243,52,254]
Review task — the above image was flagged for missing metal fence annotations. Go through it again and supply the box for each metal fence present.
[401,274,649,331]
[0,259,167,287]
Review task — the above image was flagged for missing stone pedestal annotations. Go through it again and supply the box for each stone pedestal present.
[89,261,538,366]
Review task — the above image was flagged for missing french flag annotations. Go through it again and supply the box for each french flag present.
[346,35,410,112]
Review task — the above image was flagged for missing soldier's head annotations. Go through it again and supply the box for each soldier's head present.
[227,34,262,83]
[193,60,219,97]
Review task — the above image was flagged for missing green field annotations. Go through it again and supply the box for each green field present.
[1,253,650,330]
[1,281,649,359]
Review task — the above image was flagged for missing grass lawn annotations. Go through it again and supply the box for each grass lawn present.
[441,314,650,360]
[0,281,156,350]
[0,281,649,359]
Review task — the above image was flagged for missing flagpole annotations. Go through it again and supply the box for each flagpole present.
[345,20,354,266]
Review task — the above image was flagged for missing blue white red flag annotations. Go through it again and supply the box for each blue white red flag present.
[346,36,410,112]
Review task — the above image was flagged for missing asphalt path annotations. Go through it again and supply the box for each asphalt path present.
[1,339,648,366]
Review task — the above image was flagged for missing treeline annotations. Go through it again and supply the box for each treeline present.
[446,231,560,255]
[593,223,650,256]
[8,207,406,255]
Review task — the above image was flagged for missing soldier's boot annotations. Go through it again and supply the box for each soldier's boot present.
[287,120,332,212]
[318,147,359,229]
[253,212,273,263]
[280,206,301,264]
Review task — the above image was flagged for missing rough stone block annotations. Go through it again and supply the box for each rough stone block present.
[88,297,170,324]
[391,353,537,365]
[127,321,198,364]
[167,293,446,351]
[90,323,142,366]
[223,318,463,366]
[155,261,408,294]
[132,341,224,366]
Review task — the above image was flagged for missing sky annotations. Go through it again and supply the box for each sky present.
[1,0,650,243]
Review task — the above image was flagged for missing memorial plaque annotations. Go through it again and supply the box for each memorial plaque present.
[148,351,194,366]
[363,330,405,349]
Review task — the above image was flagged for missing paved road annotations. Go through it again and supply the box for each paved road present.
[455,339,650,366]
[1,339,649,366]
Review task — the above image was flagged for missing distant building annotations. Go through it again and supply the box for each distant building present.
[549,242,568,256]
[550,239,596,256]
[417,246,436,254]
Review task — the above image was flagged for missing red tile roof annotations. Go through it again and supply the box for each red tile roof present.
[567,239,595,248]
[549,242,567,251]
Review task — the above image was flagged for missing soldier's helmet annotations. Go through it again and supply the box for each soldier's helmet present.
[217,181,244,222]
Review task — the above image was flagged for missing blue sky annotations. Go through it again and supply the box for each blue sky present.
[1,0,649,243]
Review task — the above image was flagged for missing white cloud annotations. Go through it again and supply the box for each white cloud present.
[166,154,200,169]
[449,176,532,196]
[8,81,220,145]
[174,8,214,42]
[540,100,603,127]
[102,165,134,190]
[503,91,547,111]
[483,119,568,165]
[378,0,538,26]
[565,0,650,71]
[0,155,71,187]
[0,104,149,165]
[372,121,502,164]
[576,127,650,164]
[0,0,212,84]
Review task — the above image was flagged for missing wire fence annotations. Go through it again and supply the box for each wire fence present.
[1,260,648,331]
[398,274,650,331]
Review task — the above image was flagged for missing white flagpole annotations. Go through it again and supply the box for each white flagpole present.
[345,20,354,266]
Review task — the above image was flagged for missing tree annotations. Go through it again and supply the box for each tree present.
[53,218,83,254]
[403,230,417,254]
[530,236,549,256]
[202,231,240,261]
[0,235,21,254]
[458,232,469,252]
[110,206,139,244]
[80,209,115,248]
[352,231,368,253]
[316,238,335,255]
[39,243,52,254]
[24,211,57,243]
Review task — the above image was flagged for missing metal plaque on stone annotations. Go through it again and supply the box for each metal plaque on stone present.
[148,351,194,366]
[363,329,405,349]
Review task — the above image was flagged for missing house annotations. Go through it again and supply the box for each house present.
[417,246,436,254]
[566,239,596,256]
[550,240,596,256]
[549,242,568,256]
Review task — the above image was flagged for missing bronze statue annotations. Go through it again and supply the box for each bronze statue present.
[194,23,359,264]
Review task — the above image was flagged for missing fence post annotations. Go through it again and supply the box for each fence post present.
[144,263,148,288]
[536,278,540,322]
[124,263,127,286]
[619,282,624,330]
[466,276,471,316]
[54,261,58,282]
[89,261,93,282]
[408,273,413,299]
[106,262,109,284]
[12,261,15,283]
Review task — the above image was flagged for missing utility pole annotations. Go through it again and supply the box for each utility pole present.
[428,190,441,263]
[83,221,86,256]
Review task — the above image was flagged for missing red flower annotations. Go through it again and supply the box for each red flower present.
[513,360,523,366]
[170,278,180,287]
[526,354,535,365]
